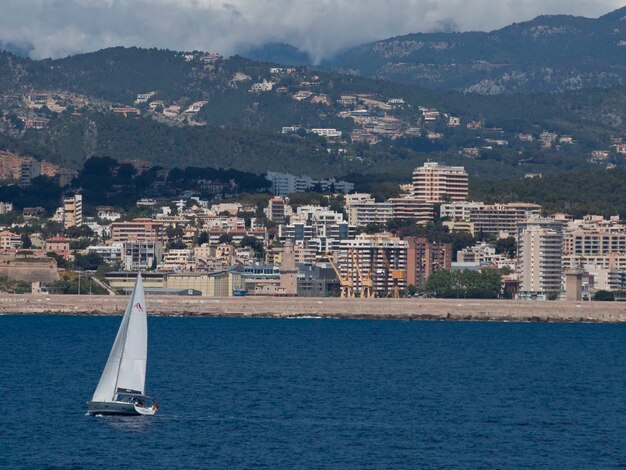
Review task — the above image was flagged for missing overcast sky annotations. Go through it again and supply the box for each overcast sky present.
[1,0,623,61]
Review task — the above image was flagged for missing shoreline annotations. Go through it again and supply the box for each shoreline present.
[2,294,626,323]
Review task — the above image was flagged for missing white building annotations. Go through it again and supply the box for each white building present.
[185,101,208,113]
[517,219,564,297]
[122,241,163,271]
[336,235,408,297]
[441,201,542,238]
[249,80,274,93]
[86,243,123,264]
[309,128,342,138]
[266,171,354,196]
[345,193,393,226]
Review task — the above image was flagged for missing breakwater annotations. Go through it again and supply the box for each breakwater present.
[1,294,626,323]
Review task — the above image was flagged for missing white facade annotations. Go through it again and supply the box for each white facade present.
[518,222,563,295]
[266,171,354,196]
[309,128,342,138]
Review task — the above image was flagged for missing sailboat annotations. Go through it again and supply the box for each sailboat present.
[87,273,158,416]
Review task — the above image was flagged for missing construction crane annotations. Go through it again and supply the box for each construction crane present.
[320,252,354,298]
[378,244,407,298]
[349,248,374,299]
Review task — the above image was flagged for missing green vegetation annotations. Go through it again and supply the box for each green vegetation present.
[471,169,626,218]
[0,275,31,294]
[593,290,615,301]
[425,268,503,299]
[1,45,625,182]
[0,176,62,213]
[47,270,108,295]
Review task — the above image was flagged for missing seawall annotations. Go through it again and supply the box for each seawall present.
[2,294,626,323]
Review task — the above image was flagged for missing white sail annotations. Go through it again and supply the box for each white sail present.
[91,273,148,402]
[116,274,148,394]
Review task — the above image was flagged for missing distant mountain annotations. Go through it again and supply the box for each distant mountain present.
[240,42,312,66]
[0,45,624,180]
[321,6,626,94]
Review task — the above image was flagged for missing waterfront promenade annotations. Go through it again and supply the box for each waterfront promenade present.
[2,294,626,323]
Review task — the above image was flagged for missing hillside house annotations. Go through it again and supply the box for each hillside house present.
[249,81,274,93]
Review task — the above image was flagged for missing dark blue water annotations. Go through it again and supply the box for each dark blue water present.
[1,316,626,468]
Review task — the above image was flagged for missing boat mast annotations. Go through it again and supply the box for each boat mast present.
[112,276,137,397]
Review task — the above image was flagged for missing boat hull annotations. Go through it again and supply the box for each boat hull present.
[87,401,156,416]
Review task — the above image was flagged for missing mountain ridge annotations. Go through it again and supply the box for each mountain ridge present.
[0,44,624,180]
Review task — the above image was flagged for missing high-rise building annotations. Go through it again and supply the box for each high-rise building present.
[268,196,287,224]
[412,162,468,203]
[63,194,83,229]
[19,160,41,187]
[517,220,564,297]
[336,235,408,297]
[405,237,452,289]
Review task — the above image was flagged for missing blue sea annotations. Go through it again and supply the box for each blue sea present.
[1,315,626,468]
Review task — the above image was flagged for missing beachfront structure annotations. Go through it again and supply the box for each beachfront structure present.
[517,219,564,298]
[336,234,408,297]
[412,162,468,203]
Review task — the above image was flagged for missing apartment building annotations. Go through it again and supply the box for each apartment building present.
[456,242,515,269]
[266,171,354,196]
[19,160,41,187]
[0,230,21,250]
[563,216,626,257]
[336,235,408,297]
[517,220,564,297]
[86,243,123,264]
[389,197,434,223]
[122,241,163,271]
[412,162,468,203]
[268,196,287,224]
[345,193,393,226]
[441,201,542,237]
[279,221,355,245]
[63,194,83,229]
[405,237,452,289]
[110,218,166,243]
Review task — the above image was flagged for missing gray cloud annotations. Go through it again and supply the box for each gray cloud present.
[0,0,623,61]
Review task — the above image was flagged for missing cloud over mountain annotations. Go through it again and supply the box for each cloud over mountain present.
[0,0,623,60]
